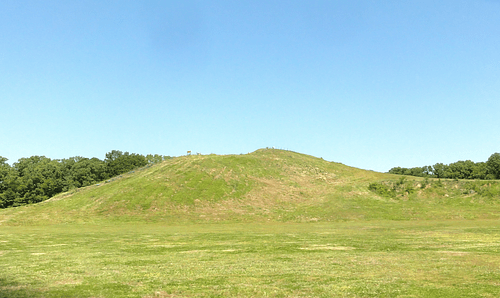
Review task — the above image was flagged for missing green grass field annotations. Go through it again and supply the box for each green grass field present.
[1,149,500,297]
[1,221,500,297]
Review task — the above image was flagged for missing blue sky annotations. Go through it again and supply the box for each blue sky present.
[1,0,499,172]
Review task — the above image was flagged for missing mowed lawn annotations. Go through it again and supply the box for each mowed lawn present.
[1,220,500,297]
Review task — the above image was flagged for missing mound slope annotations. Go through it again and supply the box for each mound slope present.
[1,149,499,225]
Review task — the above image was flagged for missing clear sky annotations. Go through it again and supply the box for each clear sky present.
[1,0,499,172]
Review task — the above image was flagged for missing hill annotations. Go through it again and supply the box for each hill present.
[1,148,499,225]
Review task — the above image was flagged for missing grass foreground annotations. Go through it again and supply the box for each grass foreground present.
[1,149,500,297]
[1,220,500,297]
[1,221,500,297]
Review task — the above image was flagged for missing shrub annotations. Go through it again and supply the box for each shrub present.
[368,182,396,198]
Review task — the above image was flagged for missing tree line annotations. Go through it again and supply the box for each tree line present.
[0,150,171,208]
[388,152,500,180]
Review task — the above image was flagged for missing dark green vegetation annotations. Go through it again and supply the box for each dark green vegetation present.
[388,152,500,180]
[369,176,500,200]
[0,150,170,208]
[1,149,500,297]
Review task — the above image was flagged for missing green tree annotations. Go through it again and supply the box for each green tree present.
[471,162,488,180]
[105,150,147,177]
[388,167,405,175]
[409,167,425,177]
[0,157,18,208]
[61,157,108,189]
[448,160,476,179]
[422,165,433,177]
[13,156,65,206]
[487,153,500,179]
[0,157,10,193]
[432,163,449,179]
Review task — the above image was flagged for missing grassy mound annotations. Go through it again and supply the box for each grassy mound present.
[1,149,499,225]
[2,149,500,297]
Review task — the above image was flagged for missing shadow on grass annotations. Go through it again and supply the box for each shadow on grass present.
[0,278,42,298]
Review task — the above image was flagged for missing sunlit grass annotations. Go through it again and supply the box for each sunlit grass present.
[1,149,500,297]
[1,221,500,297]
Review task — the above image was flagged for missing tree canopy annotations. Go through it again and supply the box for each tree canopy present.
[0,151,171,208]
[487,153,500,179]
[388,153,499,180]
